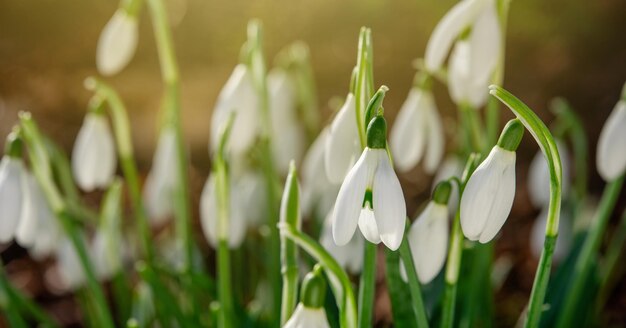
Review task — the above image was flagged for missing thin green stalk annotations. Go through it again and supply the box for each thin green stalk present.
[85,78,154,262]
[145,0,193,271]
[398,237,430,328]
[556,176,624,328]
[136,263,189,326]
[217,240,234,328]
[595,208,626,314]
[280,164,300,325]
[358,241,377,328]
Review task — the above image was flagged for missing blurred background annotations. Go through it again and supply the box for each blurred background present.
[1,0,626,326]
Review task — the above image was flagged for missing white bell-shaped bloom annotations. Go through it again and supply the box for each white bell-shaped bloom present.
[325,94,361,184]
[56,238,86,291]
[235,171,267,227]
[403,201,449,284]
[390,87,444,173]
[15,173,55,248]
[210,64,259,156]
[96,9,139,76]
[268,69,305,175]
[432,156,464,213]
[0,156,27,243]
[72,113,117,192]
[528,141,570,208]
[447,1,501,108]
[283,303,330,328]
[596,99,626,181]
[320,208,363,274]
[143,127,178,225]
[460,146,516,243]
[531,207,572,262]
[332,148,406,250]
[301,129,339,220]
[200,175,246,249]
[91,230,123,281]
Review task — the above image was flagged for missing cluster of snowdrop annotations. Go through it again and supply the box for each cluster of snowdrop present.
[2,0,626,326]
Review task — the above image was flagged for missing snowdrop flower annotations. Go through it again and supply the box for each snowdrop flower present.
[235,171,267,227]
[56,237,87,291]
[0,134,27,243]
[425,0,501,108]
[325,93,361,183]
[528,140,570,207]
[432,156,464,213]
[15,173,55,248]
[143,127,177,225]
[596,86,626,181]
[390,79,444,173]
[461,119,523,243]
[96,8,139,76]
[72,112,117,192]
[283,266,330,328]
[210,64,259,156]
[200,175,246,249]
[301,129,339,218]
[268,69,305,175]
[403,181,451,284]
[531,207,572,262]
[332,115,406,251]
[91,181,124,281]
[320,208,363,274]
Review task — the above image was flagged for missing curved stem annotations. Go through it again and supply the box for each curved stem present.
[556,176,624,328]
[358,241,377,328]
[398,237,430,328]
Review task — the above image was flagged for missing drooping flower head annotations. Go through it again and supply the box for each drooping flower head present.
[143,127,177,225]
[460,119,523,243]
[0,131,27,243]
[283,265,331,328]
[596,83,626,181]
[325,93,360,184]
[96,1,141,76]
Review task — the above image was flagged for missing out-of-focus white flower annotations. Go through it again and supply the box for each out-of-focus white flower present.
[390,87,444,174]
[325,94,361,184]
[531,207,572,262]
[432,156,464,213]
[143,127,178,225]
[425,0,500,108]
[403,201,449,284]
[56,238,86,291]
[596,97,626,181]
[72,113,117,192]
[15,173,55,248]
[528,141,570,208]
[91,231,123,281]
[235,171,267,227]
[200,175,246,249]
[210,64,259,156]
[461,146,516,243]
[96,9,139,76]
[332,146,406,251]
[283,303,330,328]
[301,129,339,219]
[0,156,27,243]
[320,208,363,274]
[268,69,305,175]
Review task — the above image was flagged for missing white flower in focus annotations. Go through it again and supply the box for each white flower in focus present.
[268,69,306,175]
[143,128,178,225]
[460,146,516,243]
[210,64,259,156]
[283,304,330,328]
[96,9,139,76]
[0,156,27,243]
[528,141,570,208]
[72,113,117,192]
[390,87,444,173]
[200,175,246,249]
[320,208,363,274]
[403,201,449,284]
[332,146,406,251]
[596,98,626,181]
[325,94,361,184]
[56,238,86,291]
[531,207,572,262]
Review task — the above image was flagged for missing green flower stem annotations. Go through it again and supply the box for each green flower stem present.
[19,113,115,328]
[136,263,189,326]
[278,223,358,328]
[440,153,481,328]
[0,278,28,328]
[488,86,563,328]
[280,163,301,325]
[556,176,624,328]
[398,235,430,328]
[358,241,377,328]
[85,78,154,263]
[595,208,626,314]
[145,0,193,271]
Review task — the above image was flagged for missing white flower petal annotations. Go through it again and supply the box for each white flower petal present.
[302,129,332,216]
[332,148,375,246]
[468,0,501,89]
[390,88,427,172]
[15,173,42,247]
[96,10,139,76]
[143,128,177,224]
[284,304,331,328]
[423,94,445,174]
[325,94,360,183]
[372,152,406,251]
[56,238,86,291]
[460,146,516,243]
[407,202,449,284]
[358,205,381,244]
[424,0,488,72]
[0,157,26,243]
[72,114,117,192]
[597,101,626,181]
[91,230,123,281]
[200,175,246,249]
[234,171,267,227]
